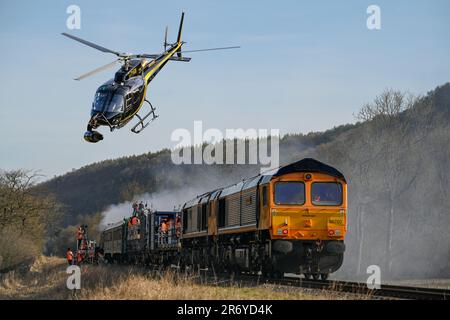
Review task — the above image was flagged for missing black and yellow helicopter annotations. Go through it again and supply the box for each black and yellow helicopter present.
[62,12,239,143]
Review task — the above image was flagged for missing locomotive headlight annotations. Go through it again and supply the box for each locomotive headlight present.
[328,229,342,236]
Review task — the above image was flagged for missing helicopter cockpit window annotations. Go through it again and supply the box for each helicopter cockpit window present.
[93,91,108,111]
[106,94,124,113]
[93,89,124,113]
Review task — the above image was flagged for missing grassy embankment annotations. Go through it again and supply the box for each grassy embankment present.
[0,256,369,300]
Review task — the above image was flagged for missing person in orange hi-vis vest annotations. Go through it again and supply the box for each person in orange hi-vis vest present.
[77,226,83,249]
[66,248,73,265]
[161,219,168,232]
[76,250,83,265]
[161,219,168,244]
[175,216,182,238]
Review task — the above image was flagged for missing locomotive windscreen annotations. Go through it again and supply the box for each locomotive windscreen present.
[274,181,305,205]
[311,182,343,206]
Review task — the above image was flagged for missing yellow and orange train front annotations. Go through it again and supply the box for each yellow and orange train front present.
[267,172,347,242]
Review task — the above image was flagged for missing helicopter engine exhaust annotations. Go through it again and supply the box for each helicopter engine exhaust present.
[84,130,104,143]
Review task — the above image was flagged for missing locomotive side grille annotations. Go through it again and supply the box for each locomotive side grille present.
[241,187,257,225]
[225,193,240,227]
[191,206,198,232]
[185,205,206,233]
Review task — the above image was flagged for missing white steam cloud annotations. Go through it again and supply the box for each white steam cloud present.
[100,186,210,228]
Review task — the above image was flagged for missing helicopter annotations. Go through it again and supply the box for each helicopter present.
[62,12,239,143]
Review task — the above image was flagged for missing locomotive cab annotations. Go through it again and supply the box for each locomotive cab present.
[267,165,347,278]
[270,172,347,241]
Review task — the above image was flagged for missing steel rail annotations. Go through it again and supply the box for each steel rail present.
[230,274,450,300]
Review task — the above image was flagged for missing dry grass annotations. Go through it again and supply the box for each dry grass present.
[0,256,367,300]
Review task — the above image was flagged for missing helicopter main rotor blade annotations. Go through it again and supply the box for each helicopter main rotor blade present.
[179,46,240,53]
[136,54,191,62]
[136,46,240,61]
[62,32,123,57]
[74,59,120,81]
[137,46,240,59]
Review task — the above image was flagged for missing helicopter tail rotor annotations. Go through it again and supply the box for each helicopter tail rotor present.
[164,26,169,51]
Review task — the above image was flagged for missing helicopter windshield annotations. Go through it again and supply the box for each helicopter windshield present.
[93,88,124,113]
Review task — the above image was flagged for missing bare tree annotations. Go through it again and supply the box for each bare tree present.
[0,170,61,270]
[0,170,58,229]
[356,89,423,276]
[356,88,415,124]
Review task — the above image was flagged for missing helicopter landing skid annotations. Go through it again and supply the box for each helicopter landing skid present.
[131,99,158,134]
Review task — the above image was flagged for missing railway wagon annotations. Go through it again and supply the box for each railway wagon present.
[101,209,179,264]
[180,158,347,279]
[101,221,124,262]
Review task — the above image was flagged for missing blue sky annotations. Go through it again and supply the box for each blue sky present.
[0,0,449,179]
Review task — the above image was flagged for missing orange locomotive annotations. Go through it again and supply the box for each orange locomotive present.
[181,158,347,279]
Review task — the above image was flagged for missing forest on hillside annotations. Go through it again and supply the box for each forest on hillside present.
[2,83,450,280]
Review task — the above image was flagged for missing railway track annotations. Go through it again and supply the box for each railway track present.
[230,274,450,300]
[149,265,450,300]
